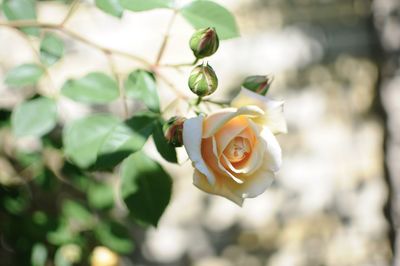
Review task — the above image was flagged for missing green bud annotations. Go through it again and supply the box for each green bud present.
[242,75,272,96]
[190,27,219,59]
[188,63,218,97]
[163,116,186,147]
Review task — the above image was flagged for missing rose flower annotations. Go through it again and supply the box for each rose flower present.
[182,87,286,206]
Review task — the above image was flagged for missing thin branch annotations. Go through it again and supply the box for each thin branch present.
[160,58,199,68]
[11,27,58,98]
[154,69,188,99]
[106,52,129,118]
[154,10,178,66]
[0,19,191,101]
[162,97,180,113]
[203,98,230,107]
[60,0,80,26]
[60,27,153,67]
[0,20,153,68]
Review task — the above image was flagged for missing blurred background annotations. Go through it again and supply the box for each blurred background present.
[1,0,400,265]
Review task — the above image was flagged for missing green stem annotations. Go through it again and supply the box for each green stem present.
[195,96,203,106]
[203,99,230,107]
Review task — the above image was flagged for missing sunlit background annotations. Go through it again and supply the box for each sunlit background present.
[1,0,400,265]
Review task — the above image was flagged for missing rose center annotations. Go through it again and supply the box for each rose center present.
[223,137,251,163]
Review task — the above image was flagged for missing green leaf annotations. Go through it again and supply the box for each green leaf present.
[153,120,177,163]
[180,0,239,40]
[95,222,134,253]
[88,182,114,209]
[40,33,64,66]
[61,72,119,104]
[63,114,120,168]
[3,0,39,36]
[95,112,158,169]
[95,0,123,17]
[120,0,174,11]
[62,200,93,227]
[121,152,172,226]
[47,222,77,245]
[31,243,47,266]
[12,97,57,137]
[5,63,44,87]
[125,70,160,112]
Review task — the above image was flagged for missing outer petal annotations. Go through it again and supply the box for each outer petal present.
[259,126,282,172]
[220,158,276,200]
[203,106,264,138]
[183,116,216,185]
[193,169,244,206]
[238,167,275,199]
[231,87,287,134]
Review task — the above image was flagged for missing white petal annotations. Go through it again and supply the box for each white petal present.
[260,126,282,172]
[241,169,275,199]
[231,88,287,134]
[193,170,244,206]
[233,161,276,199]
[183,116,215,185]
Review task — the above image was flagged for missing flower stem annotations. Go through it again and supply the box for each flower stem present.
[0,20,153,68]
[195,97,203,106]
[154,10,178,66]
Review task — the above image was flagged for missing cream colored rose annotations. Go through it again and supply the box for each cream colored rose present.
[183,88,286,206]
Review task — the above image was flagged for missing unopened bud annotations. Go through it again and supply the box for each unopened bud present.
[190,27,219,59]
[163,116,186,147]
[188,63,218,97]
[242,75,272,96]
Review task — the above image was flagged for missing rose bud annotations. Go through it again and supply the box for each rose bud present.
[190,27,219,59]
[242,75,272,96]
[188,63,218,97]
[163,116,186,147]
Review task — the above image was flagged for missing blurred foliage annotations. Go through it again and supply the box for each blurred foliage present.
[0,0,238,264]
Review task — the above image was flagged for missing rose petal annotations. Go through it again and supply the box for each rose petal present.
[193,169,244,206]
[231,88,287,134]
[183,116,216,185]
[259,126,282,172]
[203,106,264,138]
[214,116,249,155]
[221,136,264,175]
[225,159,275,199]
[239,167,275,199]
[201,137,244,184]
[212,137,244,184]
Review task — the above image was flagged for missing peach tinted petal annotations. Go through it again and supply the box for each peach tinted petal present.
[183,116,215,184]
[203,106,264,138]
[201,137,243,184]
[214,116,249,155]
[221,137,264,175]
[212,137,244,184]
